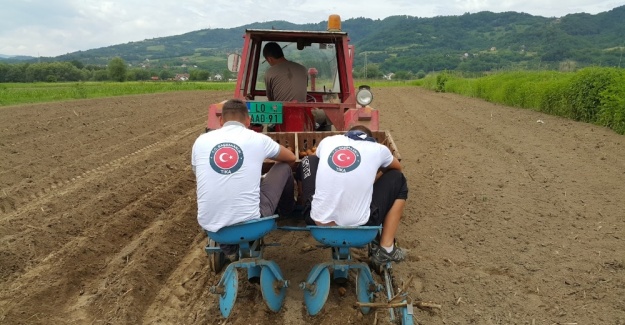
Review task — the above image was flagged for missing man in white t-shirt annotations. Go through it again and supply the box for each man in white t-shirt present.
[297,125,409,264]
[192,98,296,254]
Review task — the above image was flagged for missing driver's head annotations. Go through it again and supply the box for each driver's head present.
[263,42,285,61]
[220,99,250,126]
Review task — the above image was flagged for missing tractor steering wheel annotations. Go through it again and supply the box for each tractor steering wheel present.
[306,94,317,103]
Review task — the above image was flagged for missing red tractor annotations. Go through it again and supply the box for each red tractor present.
[203,16,413,324]
[206,15,382,134]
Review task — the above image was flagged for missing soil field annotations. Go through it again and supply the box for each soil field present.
[1,88,624,325]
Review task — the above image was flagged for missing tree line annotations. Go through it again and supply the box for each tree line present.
[22,6,618,78]
[0,57,233,83]
[0,56,406,83]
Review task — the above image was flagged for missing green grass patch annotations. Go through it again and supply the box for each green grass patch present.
[0,81,235,106]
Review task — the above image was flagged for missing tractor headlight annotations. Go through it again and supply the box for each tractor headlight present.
[356,85,373,106]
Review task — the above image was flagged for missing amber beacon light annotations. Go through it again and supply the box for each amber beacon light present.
[327,14,341,31]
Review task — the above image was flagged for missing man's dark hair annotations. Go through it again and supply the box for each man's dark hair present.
[349,125,373,138]
[222,98,249,121]
[263,42,285,59]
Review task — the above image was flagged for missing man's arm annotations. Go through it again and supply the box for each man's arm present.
[376,157,401,180]
[272,145,296,165]
[384,157,402,171]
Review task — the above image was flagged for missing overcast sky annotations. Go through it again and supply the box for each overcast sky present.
[1,0,622,57]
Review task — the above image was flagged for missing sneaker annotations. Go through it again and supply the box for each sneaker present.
[368,238,380,257]
[225,253,239,263]
[220,244,239,255]
[371,245,406,264]
[220,244,239,262]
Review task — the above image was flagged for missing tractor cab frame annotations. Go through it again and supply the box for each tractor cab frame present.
[206,18,379,133]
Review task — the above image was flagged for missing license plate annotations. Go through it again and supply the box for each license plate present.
[247,101,283,124]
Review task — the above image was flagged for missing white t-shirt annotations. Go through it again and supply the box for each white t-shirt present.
[192,121,280,232]
[310,134,394,226]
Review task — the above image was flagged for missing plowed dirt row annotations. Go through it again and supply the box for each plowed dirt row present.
[1,88,623,325]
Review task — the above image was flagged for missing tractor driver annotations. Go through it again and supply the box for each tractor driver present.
[192,98,296,256]
[297,125,409,264]
[262,42,308,102]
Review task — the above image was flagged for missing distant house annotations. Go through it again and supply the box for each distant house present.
[151,76,159,81]
[213,74,223,81]
[174,73,190,81]
[383,73,395,80]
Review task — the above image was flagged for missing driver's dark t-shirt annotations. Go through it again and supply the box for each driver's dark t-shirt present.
[265,60,308,102]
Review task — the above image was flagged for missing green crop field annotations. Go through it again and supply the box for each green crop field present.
[0,81,235,106]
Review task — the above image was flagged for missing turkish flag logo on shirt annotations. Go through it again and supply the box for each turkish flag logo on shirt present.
[327,146,361,173]
[210,143,244,174]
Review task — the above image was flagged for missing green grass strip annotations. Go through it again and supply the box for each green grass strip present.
[0,81,235,106]
[419,68,625,135]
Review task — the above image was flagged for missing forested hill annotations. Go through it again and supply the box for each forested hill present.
[19,6,625,73]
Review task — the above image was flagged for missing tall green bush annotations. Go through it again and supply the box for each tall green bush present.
[596,72,625,134]
[538,80,570,117]
[416,68,625,135]
[565,67,621,122]
[435,72,450,92]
